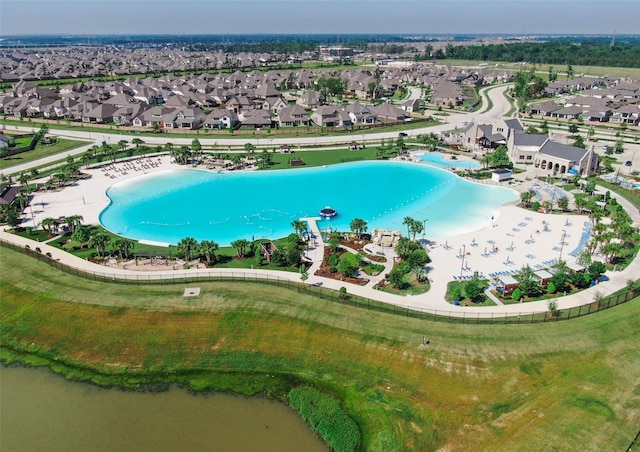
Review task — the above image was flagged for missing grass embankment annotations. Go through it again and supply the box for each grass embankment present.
[0,138,89,170]
[1,248,639,451]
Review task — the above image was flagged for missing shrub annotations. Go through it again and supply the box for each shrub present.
[287,386,361,452]
[327,253,340,266]
[531,201,540,211]
[547,282,556,294]
[511,288,523,301]
[328,266,337,273]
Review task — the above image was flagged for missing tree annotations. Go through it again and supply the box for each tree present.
[568,123,579,134]
[132,138,144,148]
[199,239,219,263]
[177,237,199,261]
[486,145,511,169]
[113,238,134,260]
[65,214,83,233]
[548,66,557,82]
[395,237,419,260]
[300,268,309,283]
[388,266,407,289]
[463,277,484,303]
[89,233,110,258]
[573,136,586,149]
[520,189,535,207]
[557,196,569,211]
[402,216,416,239]
[191,138,202,154]
[118,139,128,153]
[406,249,429,281]
[337,257,357,279]
[291,220,308,238]
[349,218,368,238]
[40,217,56,234]
[71,225,91,245]
[408,219,423,241]
[566,64,574,80]
[541,120,549,134]
[230,238,250,258]
[614,139,625,154]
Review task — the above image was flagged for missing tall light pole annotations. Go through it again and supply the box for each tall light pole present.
[558,229,567,263]
[422,218,428,240]
[460,244,466,277]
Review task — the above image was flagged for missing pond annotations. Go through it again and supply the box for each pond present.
[0,365,327,452]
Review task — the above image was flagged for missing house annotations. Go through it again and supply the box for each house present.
[369,103,407,122]
[430,79,464,106]
[261,96,287,114]
[82,104,119,124]
[610,105,640,125]
[401,98,423,113]
[0,184,20,206]
[238,111,272,129]
[296,90,324,109]
[343,103,377,125]
[174,107,205,129]
[113,103,149,126]
[528,100,561,116]
[277,105,311,127]
[203,108,238,129]
[132,106,178,128]
[310,105,352,127]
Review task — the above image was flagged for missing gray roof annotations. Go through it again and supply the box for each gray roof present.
[539,141,588,162]
[504,118,523,131]
[512,131,548,147]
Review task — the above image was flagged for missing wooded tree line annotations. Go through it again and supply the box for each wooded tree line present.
[431,40,640,68]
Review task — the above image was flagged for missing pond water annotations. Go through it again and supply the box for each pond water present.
[100,160,517,245]
[0,365,327,452]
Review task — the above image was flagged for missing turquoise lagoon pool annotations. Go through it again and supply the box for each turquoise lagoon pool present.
[100,161,517,245]
[417,152,480,169]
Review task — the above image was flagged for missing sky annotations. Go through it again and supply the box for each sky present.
[1,0,639,36]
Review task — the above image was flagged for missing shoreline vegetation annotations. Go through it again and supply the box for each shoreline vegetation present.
[1,247,639,451]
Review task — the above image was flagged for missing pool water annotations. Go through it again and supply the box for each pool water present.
[417,152,480,169]
[100,161,517,245]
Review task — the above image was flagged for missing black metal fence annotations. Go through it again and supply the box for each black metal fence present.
[2,238,638,325]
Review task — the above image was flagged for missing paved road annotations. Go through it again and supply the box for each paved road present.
[1,84,512,176]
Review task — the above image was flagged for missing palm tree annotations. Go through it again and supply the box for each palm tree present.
[409,219,423,241]
[230,239,250,258]
[349,218,368,239]
[199,239,218,263]
[118,139,128,153]
[177,237,199,261]
[40,217,56,234]
[291,220,307,238]
[402,216,415,239]
[114,238,134,260]
[520,189,535,207]
[71,226,91,246]
[89,233,111,258]
[65,214,83,233]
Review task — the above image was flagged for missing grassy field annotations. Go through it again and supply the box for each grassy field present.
[266,147,379,170]
[0,138,89,170]
[1,247,639,451]
[435,59,640,79]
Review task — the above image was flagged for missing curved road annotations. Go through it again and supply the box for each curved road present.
[2,85,513,176]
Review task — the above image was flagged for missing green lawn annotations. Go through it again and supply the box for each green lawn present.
[264,147,379,170]
[0,138,89,170]
[0,247,638,451]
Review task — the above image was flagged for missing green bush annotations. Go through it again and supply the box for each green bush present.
[547,282,556,294]
[531,201,540,211]
[287,386,361,452]
[512,288,523,301]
